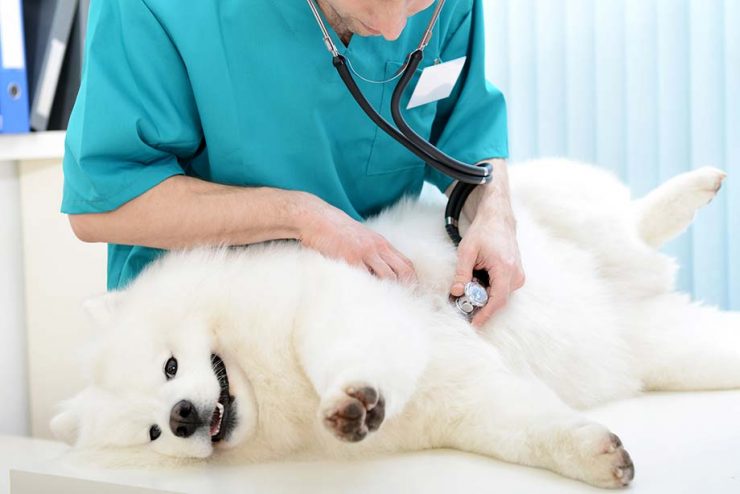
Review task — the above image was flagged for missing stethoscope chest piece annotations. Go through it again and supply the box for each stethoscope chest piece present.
[452,280,489,320]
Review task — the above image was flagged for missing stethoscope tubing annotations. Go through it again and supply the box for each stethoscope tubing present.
[311,0,492,288]
[332,55,490,184]
[390,50,492,183]
[333,53,491,286]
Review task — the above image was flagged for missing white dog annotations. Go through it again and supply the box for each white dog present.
[51,160,738,488]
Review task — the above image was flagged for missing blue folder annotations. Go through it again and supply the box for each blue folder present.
[0,0,31,134]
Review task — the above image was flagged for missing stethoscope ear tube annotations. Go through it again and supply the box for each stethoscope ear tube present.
[331,55,492,185]
[332,55,434,166]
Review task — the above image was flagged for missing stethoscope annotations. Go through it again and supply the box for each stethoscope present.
[306,0,491,319]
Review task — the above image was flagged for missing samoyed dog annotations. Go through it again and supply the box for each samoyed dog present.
[51,160,739,488]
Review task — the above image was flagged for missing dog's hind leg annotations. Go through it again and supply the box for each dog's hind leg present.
[633,294,740,391]
[416,348,635,488]
[634,167,726,248]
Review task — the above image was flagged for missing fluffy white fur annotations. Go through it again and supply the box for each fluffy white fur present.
[52,159,739,488]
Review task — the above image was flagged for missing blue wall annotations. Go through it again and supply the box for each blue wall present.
[483,0,740,309]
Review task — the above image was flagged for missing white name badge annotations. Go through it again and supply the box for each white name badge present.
[407,56,467,110]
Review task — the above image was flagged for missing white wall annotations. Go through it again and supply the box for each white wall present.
[0,146,105,439]
[19,160,106,438]
[0,161,29,436]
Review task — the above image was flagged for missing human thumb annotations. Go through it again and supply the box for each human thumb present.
[450,246,476,297]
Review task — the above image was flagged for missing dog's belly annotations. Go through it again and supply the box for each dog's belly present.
[368,199,643,409]
[484,210,642,407]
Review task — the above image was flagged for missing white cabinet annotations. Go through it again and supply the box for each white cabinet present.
[0,132,106,438]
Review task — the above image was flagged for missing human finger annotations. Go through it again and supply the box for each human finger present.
[471,272,511,328]
[379,248,417,284]
[450,244,477,297]
[364,254,397,281]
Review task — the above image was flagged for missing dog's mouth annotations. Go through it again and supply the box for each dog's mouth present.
[209,354,236,442]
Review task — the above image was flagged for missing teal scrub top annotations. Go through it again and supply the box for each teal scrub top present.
[62,0,509,291]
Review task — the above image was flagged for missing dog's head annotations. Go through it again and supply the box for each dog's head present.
[51,280,259,462]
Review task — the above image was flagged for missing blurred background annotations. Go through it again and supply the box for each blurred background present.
[0,0,737,444]
[484,0,739,309]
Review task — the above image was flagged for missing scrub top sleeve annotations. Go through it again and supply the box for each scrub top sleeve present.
[62,0,203,214]
[425,0,509,193]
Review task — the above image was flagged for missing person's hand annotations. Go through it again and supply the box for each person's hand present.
[298,195,417,284]
[449,215,524,327]
[448,160,525,327]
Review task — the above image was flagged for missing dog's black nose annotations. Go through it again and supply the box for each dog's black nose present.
[170,400,201,438]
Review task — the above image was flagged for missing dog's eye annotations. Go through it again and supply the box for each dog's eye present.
[149,425,162,441]
[164,357,178,380]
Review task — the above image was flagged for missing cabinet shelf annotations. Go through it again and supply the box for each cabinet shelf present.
[0,131,66,162]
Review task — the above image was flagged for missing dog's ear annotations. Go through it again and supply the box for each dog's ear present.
[50,391,88,445]
[82,292,123,328]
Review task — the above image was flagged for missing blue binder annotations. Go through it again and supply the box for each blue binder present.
[0,0,31,134]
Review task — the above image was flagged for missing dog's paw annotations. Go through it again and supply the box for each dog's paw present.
[568,425,635,488]
[321,384,385,442]
[638,166,727,247]
[590,432,634,488]
[676,166,727,208]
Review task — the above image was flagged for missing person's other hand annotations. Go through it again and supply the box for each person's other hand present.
[299,195,417,284]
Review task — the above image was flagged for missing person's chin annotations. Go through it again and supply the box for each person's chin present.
[353,19,382,37]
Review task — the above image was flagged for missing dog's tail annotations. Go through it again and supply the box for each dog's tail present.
[633,167,726,248]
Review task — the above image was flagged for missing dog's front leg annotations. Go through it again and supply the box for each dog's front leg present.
[293,270,431,443]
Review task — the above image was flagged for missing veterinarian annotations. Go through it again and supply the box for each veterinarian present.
[61,0,524,326]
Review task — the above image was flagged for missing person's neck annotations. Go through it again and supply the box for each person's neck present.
[315,0,353,46]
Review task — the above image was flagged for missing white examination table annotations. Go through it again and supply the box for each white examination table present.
[2,391,739,493]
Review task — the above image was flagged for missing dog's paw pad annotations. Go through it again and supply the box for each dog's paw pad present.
[346,386,385,432]
[322,384,385,442]
[590,432,635,487]
[565,425,636,488]
[607,436,634,487]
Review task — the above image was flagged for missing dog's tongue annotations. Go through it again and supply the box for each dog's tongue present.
[210,403,224,437]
